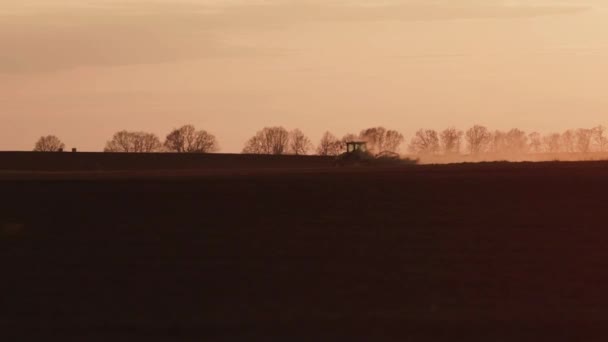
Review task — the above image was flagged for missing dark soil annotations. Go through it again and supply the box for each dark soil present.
[3,160,608,341]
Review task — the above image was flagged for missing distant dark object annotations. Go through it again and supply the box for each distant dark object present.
[72,148,77,153]
[58,148,64,152]
[336,141,374,166]
[337,141,416,166]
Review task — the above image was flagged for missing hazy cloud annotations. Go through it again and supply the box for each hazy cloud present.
[0,0,590,73]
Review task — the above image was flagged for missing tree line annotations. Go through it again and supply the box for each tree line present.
[34,125,219,153]
[408,125,608,155]
[32,124,608,156]
[242,126,404,156]
[32,125,404,155]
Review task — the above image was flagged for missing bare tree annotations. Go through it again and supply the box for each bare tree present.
[317,131,343,156]
[504,128,528,154]
[242,135,264,154]
[34,135,65,152]
[105,131,132,152]
[465,125,491,154]
[289,129,313,155]
[488,130,506,154]
[359,127,404,153]
[360,127,387,154]
[528,132,542,153]
[384,130,405,153]
[408,129,440,155]
[104,131,163,153]
[136,133,163,153]
[592,125,608,152]
[165,125,219,153]
[243,126,290,155]
[575,128,593,153]
[543,133,562,153]
[560,129,576,153]
[440,127,463,154]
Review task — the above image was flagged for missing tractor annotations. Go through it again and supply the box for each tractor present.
[335,141,373,166]
[336,141,413,166]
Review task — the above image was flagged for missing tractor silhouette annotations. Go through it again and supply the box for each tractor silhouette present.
[335,141,373,166]
[336,141,401,166]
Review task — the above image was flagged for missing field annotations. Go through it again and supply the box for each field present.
[3,155,608,341]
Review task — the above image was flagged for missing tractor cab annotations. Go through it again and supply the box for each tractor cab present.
[336,141,373,165]
[345,141,368,153]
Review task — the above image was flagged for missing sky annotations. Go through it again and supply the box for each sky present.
[1,0,607,152]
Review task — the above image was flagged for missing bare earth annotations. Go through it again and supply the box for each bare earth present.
[3,161,608,341]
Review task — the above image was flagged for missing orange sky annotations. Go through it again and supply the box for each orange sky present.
[1,0,607,152]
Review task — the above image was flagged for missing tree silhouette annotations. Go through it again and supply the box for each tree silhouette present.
[359,127,404,154]
[592,125,608,152]
[289,129,313,155]
[543,133,562,153]
[528,132,542,153]
[560,129,576,153]
[575,128,593,153]
[34,135,65,152]
[317,131,343,156]
[384,130,405,153]
[408,129,440,155]
[488,130,506,154]
[165,125,219,153]
[440,127,463,154]
[104,131,162,153]
[504,128,528,154]
[465,125,491,154]
[360,127,386,154]
[31,123,608,157]
[243,127,290,155]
